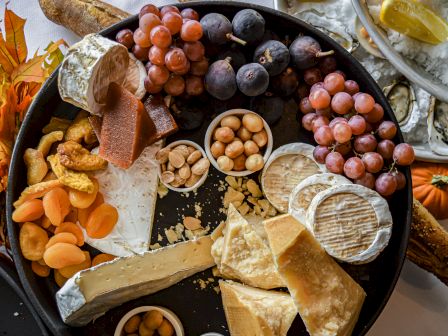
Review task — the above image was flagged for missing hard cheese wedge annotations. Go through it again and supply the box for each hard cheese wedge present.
[211,204,284,289]
[219,280,297,336]
[56,236,215,326]
[264,214,366,336]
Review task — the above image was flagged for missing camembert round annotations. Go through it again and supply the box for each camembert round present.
[261,143,326,213]
[306,184,393,264]
[289,173,351,230]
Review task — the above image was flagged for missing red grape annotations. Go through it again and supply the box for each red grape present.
[181,8,199,21]
[311,115,330,132]
[160,5,180,17]
[325,152,345,174]
[133,28,151,48]
[164,75,185,96]
[303,68,322,86]
[344,157,365,179]
[354,93,375,114]
[309,88,331,109]
[299,97,314,114]
[314,125,334,146]
[363,103,384,123]
[335,141,352,156]
[329,117,348,129]
[148,65,170,85]
[150,25,172,48]
[394,171,406,190]
[355,172,375,189]
[354,134,377,153]
[377,139,395,160]
[165,47,188,72]
[334,70,346,79]
[302,113,317,131]
[393,143,415,166]
[132,44,150,61]
[116,29,134,49]
[316,107,332,118]
[144,76,163,93]
[139,13,162,34]
[313,145,330,164]
[323,72,345,95]
[181,20,203,42]
[183,41,205,61]
[173,61,190,75]
[348,115,366,135]
[364,121,374,133]
[185,75,204,96]
[344,80,359,95]
[310,82,324,93]
[319,56,337,75]
[148,46,168,65]
[332,122,352,143]
[377,120,397,140]
[162,12,183,35]
[362,152,384,173]
[190,59,209,76]
[375,172,397,196]
[139,4,160,18]
[331,92,353,114]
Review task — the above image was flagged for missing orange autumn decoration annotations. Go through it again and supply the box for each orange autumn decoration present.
[0,4,66,192]
[412,162,448,220]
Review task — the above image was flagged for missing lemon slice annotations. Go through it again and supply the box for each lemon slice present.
[380,0,448,45]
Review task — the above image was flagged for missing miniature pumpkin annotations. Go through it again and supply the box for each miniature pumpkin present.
[412,162,448,219]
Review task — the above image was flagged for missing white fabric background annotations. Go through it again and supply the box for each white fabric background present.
[1,0,448,335]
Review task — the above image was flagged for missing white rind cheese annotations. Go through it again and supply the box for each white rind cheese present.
[85,143,162,257]
[211,204,284,289]
[289,173,351,230]
[122,53,147,100]
[219,280,297,336]
[58,34,129,115]
[56,236,215,326]
[306,184,393,264]
[261,143,326,213]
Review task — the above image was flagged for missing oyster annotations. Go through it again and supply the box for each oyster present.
[314,26,359,53]
[428,97,448,156]
[383,79,420,133]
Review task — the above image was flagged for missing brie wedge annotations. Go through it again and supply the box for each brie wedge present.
[288,173,351,230]
[264,214,366,336]
[220,280,297,336]
[122,53,147,100]
[56,236,215,326]
[84,143,162,257]
[58,34,129,116]
[211,204,284,289]
[261,143,326,213]
[306,184,393,264]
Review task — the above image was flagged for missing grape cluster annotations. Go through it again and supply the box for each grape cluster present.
[298,59,414,196]
[115,5,208,97]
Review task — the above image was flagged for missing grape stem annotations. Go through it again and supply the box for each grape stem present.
[226,33,247,46]
[431,175,448,188]
[316,50,335,58]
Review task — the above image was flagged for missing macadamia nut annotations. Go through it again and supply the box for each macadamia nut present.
[242,113,263,133]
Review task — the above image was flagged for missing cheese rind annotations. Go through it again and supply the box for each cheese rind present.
[261,143,326,213]
[56,236,215,326]
[306,184,393,264]
[58,34,129,115]
[219,280,297,336]
[288,173,351,230]
[264,214,366,336]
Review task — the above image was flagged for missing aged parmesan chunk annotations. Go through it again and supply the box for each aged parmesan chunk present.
[219,280,297,336]
[261,143,326,213]
[58,34,129,116]
[288,173,351,229]
[56,236,215,326]
[264,214,366,336]
[306,184,393,264]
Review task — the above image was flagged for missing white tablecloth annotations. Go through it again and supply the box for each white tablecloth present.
[2,0,448,335]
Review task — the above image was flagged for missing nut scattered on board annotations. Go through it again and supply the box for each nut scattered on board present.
[157,144,209,189]
[211,113,267,172]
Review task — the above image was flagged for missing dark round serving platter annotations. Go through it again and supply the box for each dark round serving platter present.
[6,2,411,335]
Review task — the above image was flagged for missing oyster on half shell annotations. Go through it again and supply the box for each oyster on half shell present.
[428,97,448,156]
[314,26,359,53]
[383,79,419,133]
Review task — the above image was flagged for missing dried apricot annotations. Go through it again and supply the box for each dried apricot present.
[43,243,86,269]
[68,178,99,209]
[54,269,68,287]
[91,253,116,267]
[42,171,57,182]
[59,251,91,278]
[37,258,46,266]
[13,180,62,208]
[19,222,49,261]
[65,207,78,223]
[85,203,118,239]
[54,222,84,246]
[43,187,70,226]
[12,199,44,223]
[78,192,104,228]
[31,261,51,277]
[40,215,52,229]
[45,232,77,249]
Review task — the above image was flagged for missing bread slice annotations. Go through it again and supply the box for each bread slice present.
[264,214,366,336]
[219,280,297,336]
[211,204,284,289]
